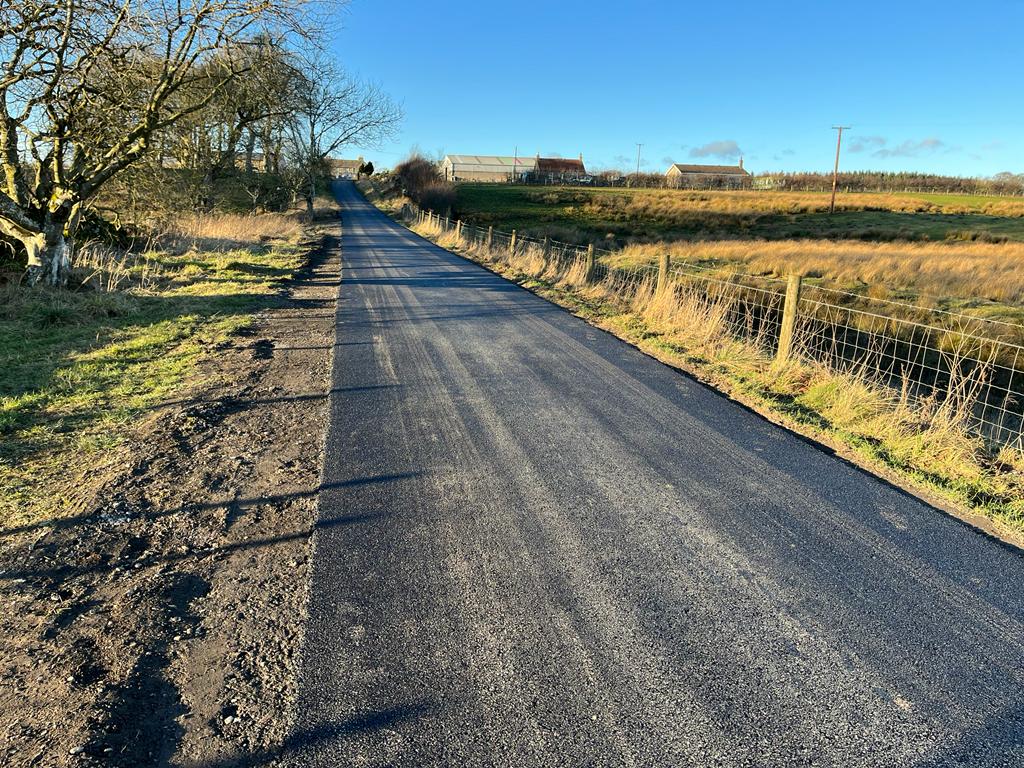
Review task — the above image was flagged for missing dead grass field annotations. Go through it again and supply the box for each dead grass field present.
[589,189,1024,218]
[607,239,1024,311]
[450,184,1024,327]
[454,184,1024,246]
[163,210,305,250]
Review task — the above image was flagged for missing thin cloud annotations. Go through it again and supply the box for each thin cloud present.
[982,140,1005,151]
[848,136,886,154]
[689,140,741,160]
[661,155,675,166]
[781,149,796,156]
[873,137,944,159]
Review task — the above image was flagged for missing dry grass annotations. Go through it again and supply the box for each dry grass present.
[609,239,1024,306]
[64,207,310,295]
[412,217,444,239]
[162,211,304,253]
[573,189,1024,220]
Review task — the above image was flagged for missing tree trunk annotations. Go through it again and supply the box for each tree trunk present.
[305,173,315,219]
[25,224,71,287]
[244,130,257,175]
[201,169,215,212]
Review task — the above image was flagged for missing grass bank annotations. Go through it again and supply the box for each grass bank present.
[396,207,1024,539]
[0,207,321,532]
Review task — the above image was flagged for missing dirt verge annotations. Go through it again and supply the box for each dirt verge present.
[0,220,339,767]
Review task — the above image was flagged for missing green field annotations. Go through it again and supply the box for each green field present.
[900,192,1023,209]
[452,184,1024,245]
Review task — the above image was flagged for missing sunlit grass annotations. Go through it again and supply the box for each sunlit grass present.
[0,217,307,532]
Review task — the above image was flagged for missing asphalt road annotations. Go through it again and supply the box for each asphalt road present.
[289,181,1024,767]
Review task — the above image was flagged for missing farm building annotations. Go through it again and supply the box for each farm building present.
[441,155,537,182]
[666,159,751,189]
[328,156,364,177]
[531,155,588,183]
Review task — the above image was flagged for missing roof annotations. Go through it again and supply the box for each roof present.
[668,163,749,176]
[443,155,538,172]
[536,157,586,173]
[328,157,364,171]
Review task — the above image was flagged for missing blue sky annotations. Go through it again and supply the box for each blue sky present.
[329,0,1023,177]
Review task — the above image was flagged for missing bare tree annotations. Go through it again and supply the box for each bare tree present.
[285,55,401,217]
[166,37,302,208]
[0,0,319,285]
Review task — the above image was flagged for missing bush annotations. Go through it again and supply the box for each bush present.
[419,183,456,215]
[393,153,454,213]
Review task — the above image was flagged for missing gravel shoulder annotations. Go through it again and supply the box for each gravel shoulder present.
[0,221,339,767]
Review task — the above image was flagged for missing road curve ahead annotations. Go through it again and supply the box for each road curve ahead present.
[290,181,1024,767]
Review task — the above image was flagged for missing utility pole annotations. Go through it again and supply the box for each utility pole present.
[635,143,643,177]
[513,145,518,184]
[830,126,851,214]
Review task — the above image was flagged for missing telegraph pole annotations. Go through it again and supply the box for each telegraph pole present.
[829,126,851,214]
[635,143,643,177]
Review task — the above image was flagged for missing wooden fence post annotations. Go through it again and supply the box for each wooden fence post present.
[542,236,550,268]
[775,274,803,366]
[585,244,595,282]
[509,229,517,255]
[456,219,463,239]
[486,226,494,250]
[657,252,671,293]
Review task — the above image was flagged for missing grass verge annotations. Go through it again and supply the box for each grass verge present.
[0,208,320,533]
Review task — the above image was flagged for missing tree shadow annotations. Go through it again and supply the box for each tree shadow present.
[0,472,420,578]
[182,699,438,768]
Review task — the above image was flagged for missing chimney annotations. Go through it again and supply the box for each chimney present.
[738,156,744,170]
[579,153,583,162]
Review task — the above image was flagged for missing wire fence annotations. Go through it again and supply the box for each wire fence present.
[408,207,1024,452]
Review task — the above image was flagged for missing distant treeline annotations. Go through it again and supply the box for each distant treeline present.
[504,169,1024,195]
[755,171,1024,196]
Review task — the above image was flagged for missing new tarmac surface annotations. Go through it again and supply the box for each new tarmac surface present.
[289,181,1024,767]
